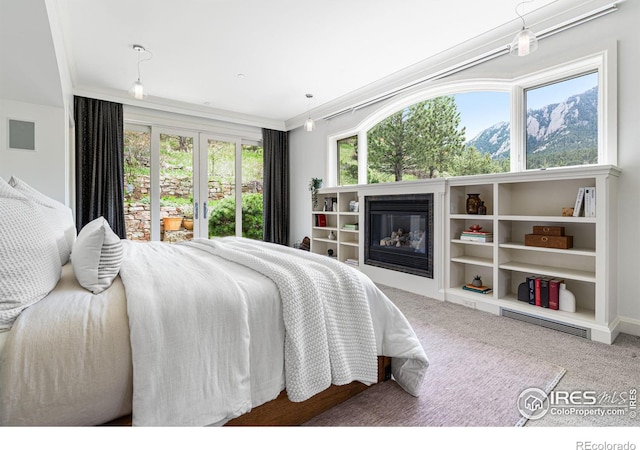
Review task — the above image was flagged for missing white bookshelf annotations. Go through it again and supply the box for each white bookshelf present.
[445,166,620,344]
[311,188,361,265]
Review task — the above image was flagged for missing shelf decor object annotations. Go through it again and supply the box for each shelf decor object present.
[466,193,481,214]
[559,283,576,312]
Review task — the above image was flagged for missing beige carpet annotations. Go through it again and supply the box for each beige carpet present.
[305,286,566,427]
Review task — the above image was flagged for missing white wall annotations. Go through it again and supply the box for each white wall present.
[289,1,640,326]
[0,99,67,203]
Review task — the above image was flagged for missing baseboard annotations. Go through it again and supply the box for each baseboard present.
[618,316,640,338]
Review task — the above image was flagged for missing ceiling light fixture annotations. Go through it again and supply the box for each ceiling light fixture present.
[304,93,315,132]
[130,44,153,99]
[510,1,538,57]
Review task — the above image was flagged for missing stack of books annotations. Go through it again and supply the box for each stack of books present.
[345,258,359,267]
[462,284,493,294]
[342,223,359,231]
[459,230,493,242]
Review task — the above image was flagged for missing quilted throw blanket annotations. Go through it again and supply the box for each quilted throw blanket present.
[185,237,379,402]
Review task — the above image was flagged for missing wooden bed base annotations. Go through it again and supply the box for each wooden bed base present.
[104,356,392,426]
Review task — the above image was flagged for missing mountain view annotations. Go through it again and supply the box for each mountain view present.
[466,87,598,167]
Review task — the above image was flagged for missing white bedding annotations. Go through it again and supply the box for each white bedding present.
[0,264,133,426]
[0,238,429,426]
[0,330,8,363]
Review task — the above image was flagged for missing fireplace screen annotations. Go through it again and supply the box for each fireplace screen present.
[365,194,433,278]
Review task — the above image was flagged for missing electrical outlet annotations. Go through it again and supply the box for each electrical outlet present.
[462,300,476,309]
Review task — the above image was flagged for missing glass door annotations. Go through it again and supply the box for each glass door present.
[198,136,238,238]
[154,130,197,243]
[198,135,264,239]
[124,125,263,242]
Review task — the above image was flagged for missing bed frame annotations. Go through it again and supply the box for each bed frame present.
[105,356,392,426]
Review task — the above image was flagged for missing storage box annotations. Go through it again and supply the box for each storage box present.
[525,234,573,249]
[532,226,565,236]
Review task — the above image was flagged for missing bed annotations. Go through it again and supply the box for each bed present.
[0,176,429,426]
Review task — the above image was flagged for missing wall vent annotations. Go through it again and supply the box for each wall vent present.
[501,308,590,339]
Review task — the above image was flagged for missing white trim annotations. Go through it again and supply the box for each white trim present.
[618,316,640,339]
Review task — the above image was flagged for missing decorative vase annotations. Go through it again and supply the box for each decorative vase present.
[477,201,487,215]
[559,283,576,312]
[466,194,481,214]
[472,276,482,287]
[328,230,336,240]
[183,218,194,230]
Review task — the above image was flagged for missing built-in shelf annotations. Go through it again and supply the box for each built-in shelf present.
[311,188,361,265]
[445,166,619,344]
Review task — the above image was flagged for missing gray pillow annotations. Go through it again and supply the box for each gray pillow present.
[71,217,123,294]
[9,176,76,265]
[0,177,62,330]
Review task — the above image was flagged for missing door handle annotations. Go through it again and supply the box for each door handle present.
[194,202,199,220]
[203,202,208,220]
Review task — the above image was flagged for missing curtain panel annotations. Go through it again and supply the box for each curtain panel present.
[262,128,289,245]
[74,96,126,238]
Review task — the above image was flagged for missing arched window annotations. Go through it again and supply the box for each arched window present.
[330,52,612,186]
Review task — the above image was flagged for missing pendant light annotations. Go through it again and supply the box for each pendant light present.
[510,1,538,57]
[130,44,152,99]
[304,94,315,132]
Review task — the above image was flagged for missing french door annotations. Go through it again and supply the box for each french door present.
[124,124,262,243]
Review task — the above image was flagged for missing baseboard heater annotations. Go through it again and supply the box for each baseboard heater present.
[501,308,590,339]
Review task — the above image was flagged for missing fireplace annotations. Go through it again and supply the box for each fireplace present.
[364,194,433,278]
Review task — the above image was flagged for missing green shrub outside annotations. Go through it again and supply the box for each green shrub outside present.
[208,193,263,239]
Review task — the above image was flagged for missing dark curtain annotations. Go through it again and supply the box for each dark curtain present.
[74,96,126,238]
[262,128,289,245]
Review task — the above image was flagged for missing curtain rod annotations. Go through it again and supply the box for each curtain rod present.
[322,2,619,121]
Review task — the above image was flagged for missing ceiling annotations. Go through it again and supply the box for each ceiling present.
[11,0,599,128]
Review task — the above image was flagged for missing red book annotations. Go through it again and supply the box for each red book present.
[548,279,564,310]
[535,277,542,307]
[317,214,327,227]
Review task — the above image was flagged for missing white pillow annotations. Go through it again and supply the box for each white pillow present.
[0,177,62,330]
[9,176,76,265]
[72,217,123,294]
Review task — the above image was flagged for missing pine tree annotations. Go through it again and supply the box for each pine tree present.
[367,96,467,181]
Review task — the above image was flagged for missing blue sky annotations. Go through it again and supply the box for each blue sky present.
[454,72,598,141]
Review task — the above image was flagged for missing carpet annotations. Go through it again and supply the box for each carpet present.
[304,286,566,427]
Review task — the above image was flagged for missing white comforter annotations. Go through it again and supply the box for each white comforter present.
[0,237,428,426]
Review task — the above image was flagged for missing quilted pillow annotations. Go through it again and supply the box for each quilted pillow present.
[9,176,76,265]
[72,217,123,294]
[0,177,62,330]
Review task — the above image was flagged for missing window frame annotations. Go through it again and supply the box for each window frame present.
[326,49,616,186]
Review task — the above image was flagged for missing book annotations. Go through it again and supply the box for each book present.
[342,223,359,230]
[460,235,493,242]
[460,231,493,242]
[584,187,596,217]
[535,277,542,306]
[526,276,537,305]
[317,214,327,227]
[462,284,492,294]
[548,278,564,310]
[540,277,550,308]
[573,187,585,217]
